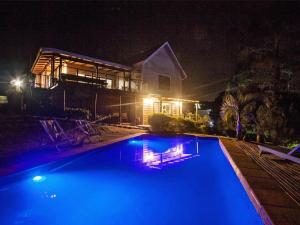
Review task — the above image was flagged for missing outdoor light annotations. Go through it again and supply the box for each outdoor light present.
[175,101,181,107]
[11,78,23,92]
[143,98,154,106]
[32,175,46,182]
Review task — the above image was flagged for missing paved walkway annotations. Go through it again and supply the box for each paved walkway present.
[0,127,144,177]
[219,138,300,225]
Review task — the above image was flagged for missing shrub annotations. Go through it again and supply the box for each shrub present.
[148,114,209,134]
[148,114,173,133]
[65,107,92,120]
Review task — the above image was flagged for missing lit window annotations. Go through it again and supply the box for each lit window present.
[106,79,112,89]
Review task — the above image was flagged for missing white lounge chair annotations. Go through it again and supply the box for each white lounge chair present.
[40,119,80,150]
[75,120,97,136]
[258,144,300,164]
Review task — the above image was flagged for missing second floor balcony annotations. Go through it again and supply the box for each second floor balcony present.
[31,48,141,92]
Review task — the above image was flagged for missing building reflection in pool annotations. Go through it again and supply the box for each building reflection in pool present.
[122,139,200,169]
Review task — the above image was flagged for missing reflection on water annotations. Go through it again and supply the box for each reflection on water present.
[122,138,200,169]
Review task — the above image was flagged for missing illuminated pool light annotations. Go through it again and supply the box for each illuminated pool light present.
[32,175,46,182]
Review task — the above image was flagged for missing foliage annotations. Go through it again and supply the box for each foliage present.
[148,113,210,134]
[255,92,290,144]
[220,85,260,139]
[65,107,92,120]
[287,141,299,149]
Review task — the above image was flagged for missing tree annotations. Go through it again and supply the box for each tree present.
[220,85,260,139]
[255,92,289,144]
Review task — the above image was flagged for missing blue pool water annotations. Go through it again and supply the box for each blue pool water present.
[0,135,263,225]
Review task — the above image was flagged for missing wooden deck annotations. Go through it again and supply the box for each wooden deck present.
[219,138,300,225]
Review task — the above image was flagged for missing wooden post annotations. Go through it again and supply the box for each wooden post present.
[129,72,132,92]
[51,55,55,86]
[96,65,99,79]
[195,103,198,121]
[123,71,126,91]
[134,95,137,125]
[59,57,62,80]
[63,89,66,111]
[94,91,98,120]
[119,94,122,124]
[160,99,163,113]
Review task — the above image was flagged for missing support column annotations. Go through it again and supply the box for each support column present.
[51,55,55,86]
[96,65,99,79]
[94,91,98,120]
[59,57,62,80]
[63,89,66,111]
[129,72,132,92]
[134,95,137,125]
[195,103,198,121]
[119,94,122,124]
[123,71,126,91]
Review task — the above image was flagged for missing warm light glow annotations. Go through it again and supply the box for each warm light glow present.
[62,62,67,74]
[11,78,23,88]
[174,101,181,107]
[143,98,154,106]
[144,151,154,162]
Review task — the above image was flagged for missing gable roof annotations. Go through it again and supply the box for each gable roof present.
[123,43,163,65]
[131,42,187,80]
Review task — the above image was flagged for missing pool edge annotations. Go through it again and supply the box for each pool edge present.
[187,133,273,225]
[0,133,146,181]
[218,139,273,225]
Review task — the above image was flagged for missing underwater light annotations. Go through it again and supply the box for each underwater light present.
[32,175,46,182]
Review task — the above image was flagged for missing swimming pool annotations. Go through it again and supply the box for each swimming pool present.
[0,135,263,225]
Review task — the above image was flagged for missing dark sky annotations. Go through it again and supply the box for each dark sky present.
[1,1,300,100]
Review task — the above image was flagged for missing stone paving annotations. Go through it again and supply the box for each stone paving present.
[219,138,300,225]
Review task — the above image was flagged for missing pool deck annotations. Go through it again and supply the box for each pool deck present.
[0,127,145,177]
[190,134,300,225]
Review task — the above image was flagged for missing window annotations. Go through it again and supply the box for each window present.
[158,75,170,90]
[106,79,112,89]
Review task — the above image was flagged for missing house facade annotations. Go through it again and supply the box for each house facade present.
[31,42,198,124]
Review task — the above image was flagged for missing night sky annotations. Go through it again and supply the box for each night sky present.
[1,1,300,100]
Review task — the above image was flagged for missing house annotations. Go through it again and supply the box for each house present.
[30,42,198,124]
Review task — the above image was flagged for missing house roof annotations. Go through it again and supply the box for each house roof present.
[31,43,187,79]
[31,48,132,75]
[129,42,187,80]
[123,43,163,65]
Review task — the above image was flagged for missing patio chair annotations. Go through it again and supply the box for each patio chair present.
[75,119,97,136]
[40,119,80,151]
[258,144,300,164]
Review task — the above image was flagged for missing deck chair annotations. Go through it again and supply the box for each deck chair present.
[258,144,300,164]
[75,120,97,136]
[40,119,79,150]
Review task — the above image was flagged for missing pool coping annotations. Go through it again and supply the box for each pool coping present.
[186,133,274,225]
[218,139,274,225]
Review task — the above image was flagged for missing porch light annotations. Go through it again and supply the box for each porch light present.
[143,97,154,106]
[174,101,181,107]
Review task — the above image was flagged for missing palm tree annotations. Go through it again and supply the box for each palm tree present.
[220,85,259,139]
